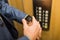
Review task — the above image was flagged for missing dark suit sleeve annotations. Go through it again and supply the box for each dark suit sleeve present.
[2,2,28,22]
[17,36,29,40]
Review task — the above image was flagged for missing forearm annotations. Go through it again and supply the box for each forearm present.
[2,1,28,23]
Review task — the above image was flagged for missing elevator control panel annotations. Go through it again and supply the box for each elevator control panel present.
[33,0,52,31]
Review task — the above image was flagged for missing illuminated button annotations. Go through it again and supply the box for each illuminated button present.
[45,14,48,16]
[39,14,41,16]
[39,7,42,10]
[45,20,48,22]
[45,23,47,25]
[44,25,48,28]
[45,17,48,19]
[45,23,47,26]
[39,19,41,21]
[43,10,45,13]
[39,11,41,13]
[39,17,41,19]
[45,10,49,14]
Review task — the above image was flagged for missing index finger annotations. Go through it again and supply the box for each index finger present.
[32,16,38,24]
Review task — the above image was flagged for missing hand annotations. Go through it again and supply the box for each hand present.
[22,16,42,40]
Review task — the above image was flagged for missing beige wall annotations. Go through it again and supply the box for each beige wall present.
[8,0,60,40]
[8,0,24,11]
[42,0,60,40]
[23,0,33,16]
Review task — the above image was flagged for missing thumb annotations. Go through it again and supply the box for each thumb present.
[32,16,37,23]
[22,19,28,26]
